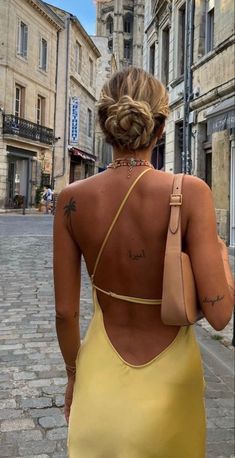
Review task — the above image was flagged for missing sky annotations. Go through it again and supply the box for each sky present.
[47,0,97,35]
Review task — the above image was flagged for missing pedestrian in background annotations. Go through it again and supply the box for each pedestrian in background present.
[53,67,234,457]
[43,185,53,214]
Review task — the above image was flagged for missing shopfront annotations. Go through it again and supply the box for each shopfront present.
[206,96,235,247]
[6,147,39,208]
[69,147,96,182]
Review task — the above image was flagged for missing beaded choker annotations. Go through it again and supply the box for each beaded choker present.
[107,157,154,178]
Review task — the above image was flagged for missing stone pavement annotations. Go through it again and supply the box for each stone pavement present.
[0,215,234,458]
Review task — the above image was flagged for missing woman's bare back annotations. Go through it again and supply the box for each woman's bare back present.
[69,168,186,365]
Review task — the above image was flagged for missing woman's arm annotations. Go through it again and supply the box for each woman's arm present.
[185,176,234,331]
[53,188,81,369]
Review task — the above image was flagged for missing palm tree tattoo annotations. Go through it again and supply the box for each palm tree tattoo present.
[63,197,76,233]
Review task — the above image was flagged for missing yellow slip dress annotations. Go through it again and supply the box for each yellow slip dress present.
[68,170,206,458]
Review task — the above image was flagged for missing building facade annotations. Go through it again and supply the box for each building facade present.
[144,0,235,246]
[92,35,117,172]
[0,0,63,209]
[94,0,145,171]
[48,5,101,192]
[96,0,145,70]
[191,0,235,246]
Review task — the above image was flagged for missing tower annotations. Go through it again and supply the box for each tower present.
[96,0,145,69]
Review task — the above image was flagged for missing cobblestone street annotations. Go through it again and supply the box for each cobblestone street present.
[0,215,234,458]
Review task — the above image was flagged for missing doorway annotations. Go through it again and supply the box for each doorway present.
[7,156,29,208]
[230,137,235,247]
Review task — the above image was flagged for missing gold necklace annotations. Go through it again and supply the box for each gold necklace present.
[107,157,154,178]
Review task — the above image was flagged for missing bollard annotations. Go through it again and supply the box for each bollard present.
[22,196,26,215]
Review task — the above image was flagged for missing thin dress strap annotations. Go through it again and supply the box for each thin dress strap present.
[91,168,152,282]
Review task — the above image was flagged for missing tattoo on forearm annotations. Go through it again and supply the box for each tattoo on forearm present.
[129,249,146,261]
[202,295,224,307]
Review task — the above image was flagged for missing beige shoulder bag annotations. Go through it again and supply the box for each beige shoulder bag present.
[161,174,203,325]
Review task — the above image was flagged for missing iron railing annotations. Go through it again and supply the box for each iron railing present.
[3,114,54,145]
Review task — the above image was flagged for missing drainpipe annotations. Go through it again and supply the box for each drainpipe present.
[182,1,189,174]
[187,0,195,174]
[51,29,60,189]
[183,0,195,174]
[54,15,70,184]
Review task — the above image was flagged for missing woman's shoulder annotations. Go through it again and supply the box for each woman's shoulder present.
[56,172,107,206]
[182,174,212,200]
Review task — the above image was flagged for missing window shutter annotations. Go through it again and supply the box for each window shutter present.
[17,20,21,54]
[39,37,42,68]
[79,46,82,73]
[23,25,28,58]
[44,40,47,69]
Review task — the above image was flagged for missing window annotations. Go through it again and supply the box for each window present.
[124,15,133,34]
[178,3,186,76]
[149,43,155,75]
[75,42,82,74]
[162,27,170,85]
[87,109,92,137]
[206,7,214,52]
[106,16,113,35]
[15,85,25,118]
[205,150,212,188]
[41,172,50,187]
[37,96,46,125]
[108,39,113,53]
[17,20,28,58]
[89,58,94,87]
[174,122,184,173]
[39,38,47,71]
[124,40,132,61]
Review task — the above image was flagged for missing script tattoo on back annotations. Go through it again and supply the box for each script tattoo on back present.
[202,295,224,307]
[129,249,146,261]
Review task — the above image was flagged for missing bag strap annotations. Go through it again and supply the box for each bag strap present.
[166,174,184,250]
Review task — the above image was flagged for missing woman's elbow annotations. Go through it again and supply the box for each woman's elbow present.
[55,306,75,323]
[207,308,233,331]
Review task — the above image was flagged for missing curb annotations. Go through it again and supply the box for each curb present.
[195,325,234,385]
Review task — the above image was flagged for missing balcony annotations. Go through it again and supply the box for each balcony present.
[2,114,54,145]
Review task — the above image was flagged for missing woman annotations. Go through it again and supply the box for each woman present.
[53,68,233,458]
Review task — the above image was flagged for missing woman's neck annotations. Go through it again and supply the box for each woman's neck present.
[113,148,152,162]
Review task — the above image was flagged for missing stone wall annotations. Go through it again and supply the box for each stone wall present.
[212,130,230,210]
[52,12,100,192]
[0,0,62,207]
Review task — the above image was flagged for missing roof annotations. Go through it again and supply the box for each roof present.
[27,0,65,29]
[46,3,101,57]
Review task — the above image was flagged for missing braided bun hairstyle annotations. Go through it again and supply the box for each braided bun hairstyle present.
[98,67,169,152]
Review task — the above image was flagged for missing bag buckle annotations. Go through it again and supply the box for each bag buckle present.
[170,194,182,206]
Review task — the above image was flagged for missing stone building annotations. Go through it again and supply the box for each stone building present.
[96,0,145,70]
[144,0,187,173]
[191,0,235,247]
[92,35,117,172]
[0,0,63,209]
[94,0,145,171]
[144,0,235,246]
[47,5,101,192]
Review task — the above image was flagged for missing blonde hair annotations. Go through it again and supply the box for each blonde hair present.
[98,67,169,152]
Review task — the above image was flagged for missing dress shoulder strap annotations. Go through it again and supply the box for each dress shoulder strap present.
[91,168,152,281]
